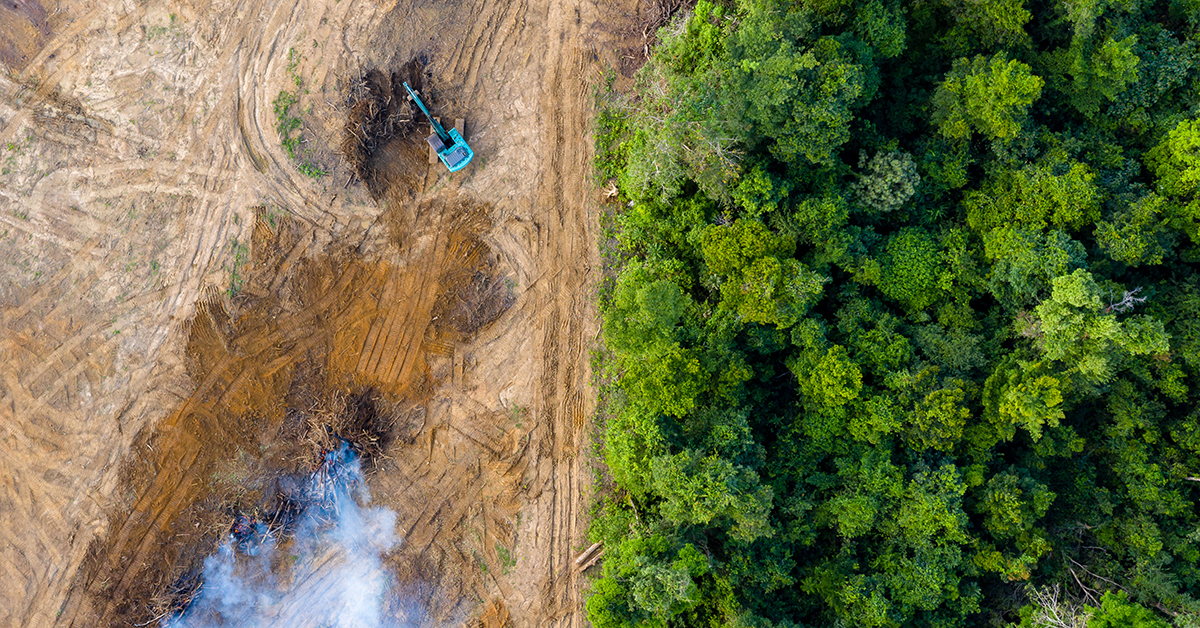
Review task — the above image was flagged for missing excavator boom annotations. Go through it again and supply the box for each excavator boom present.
[402,82,450,141]
[402,81,474,172]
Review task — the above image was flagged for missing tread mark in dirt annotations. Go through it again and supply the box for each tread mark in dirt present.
[0,0,615,623]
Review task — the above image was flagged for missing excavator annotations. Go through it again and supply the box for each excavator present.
[403,81,474,172]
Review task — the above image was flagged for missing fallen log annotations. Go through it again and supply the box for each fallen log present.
[579,549,605,573]
[574,541,602,566]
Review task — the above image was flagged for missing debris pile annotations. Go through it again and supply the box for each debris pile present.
[341,59,431,198]
[161,441,402,628]
[435,270,516,334]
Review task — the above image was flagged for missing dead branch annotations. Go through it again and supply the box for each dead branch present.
[1105,287,1147,314]
[1026,584,1094,628]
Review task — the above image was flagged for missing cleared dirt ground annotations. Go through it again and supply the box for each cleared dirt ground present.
[0,0,642,626]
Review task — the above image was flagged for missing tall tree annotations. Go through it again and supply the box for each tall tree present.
[1146,118,1200,244]
[932,53,1044,141]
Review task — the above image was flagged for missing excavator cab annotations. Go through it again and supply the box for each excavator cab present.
[403,82,474,173]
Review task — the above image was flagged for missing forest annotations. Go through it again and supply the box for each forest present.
[586,0,1200,626]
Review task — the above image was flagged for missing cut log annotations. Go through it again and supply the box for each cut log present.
[579,549,605,573]
[574,541,602,565]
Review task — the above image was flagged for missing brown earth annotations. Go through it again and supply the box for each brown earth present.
[0,0,645,626]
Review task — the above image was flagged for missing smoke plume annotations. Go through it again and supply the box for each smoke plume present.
[164,443,407,628]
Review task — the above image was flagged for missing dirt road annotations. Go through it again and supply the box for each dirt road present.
[0,0,630,625]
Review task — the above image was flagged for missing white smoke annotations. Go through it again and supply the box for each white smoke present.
[164,444,407,628]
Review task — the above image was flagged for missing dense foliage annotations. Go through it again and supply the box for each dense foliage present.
[589,0,1200,626]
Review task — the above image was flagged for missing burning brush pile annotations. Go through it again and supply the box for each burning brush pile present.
[299,388,399,473]
[155,388,413,628]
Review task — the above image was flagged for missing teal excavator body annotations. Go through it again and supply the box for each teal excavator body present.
[402,82,474,172]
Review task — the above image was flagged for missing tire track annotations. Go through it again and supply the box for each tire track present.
[0,2,358,623]
[75,232,388,627]
[522,0,599,620]
[2,0,610,624]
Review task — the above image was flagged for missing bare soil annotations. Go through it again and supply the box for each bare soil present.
[0,0,645,626]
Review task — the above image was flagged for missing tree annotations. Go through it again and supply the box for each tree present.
[587,531,712,628]
[932,53,1044,141]
[846,316,914,377]
[879,464,973,615]
[605,262,691,355]
[965,160,1102,233]
[905,379,972,452]
[679,403,759,464]
[938,0,1033,51]
[1088,591,1170,628]
[1071,36,1141,118]
[982,227,1088,306]
[1162,275,1200,375]
[621,342,707,418]
[849,394,905,444]
[981,358,1066,443]
[913,324,986,376]
[732,256,828,327]
[615,194,712,266]
[619,1,739,203]
[1106,31,1198,134]
[825,448,904,538]
[976,470,1054,542]
[1096,193,1176,266]
[701,218,793,275]
[854,0,907,58]
[1033,270,1171,387]
[701,219,827,327]
[789,343,863,414]
[1060,0,1108,41]
[837,574,894,628]
[729,29,870,166]
[852,150,921,214]
[591,0,1200,623]
[997,372,1064,441]
[1016,585,1093,628]
[771,195,853,268]
[651,450,775,542]
[659,0,727,76]
[731,160,793,218]
[877,227,941,311]
[1146,120,1200,199]
[605,406,670,497]
[1146,118,1200,244]
[628,555,701,623]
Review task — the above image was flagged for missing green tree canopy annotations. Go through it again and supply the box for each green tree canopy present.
[877,227,942,311]
[982,227,1088,306]
[965,159,1102,233]
[651,450,775,542]
[1096,193,1176,266]
[1033,270,1171,386]
[729,29,871,166]
[852,150,921,214]
[590,0,1200,624]
[605,262,692,355]
[1146,118,1200,244]
[932,53,1044,140]
[702,219,826,327]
